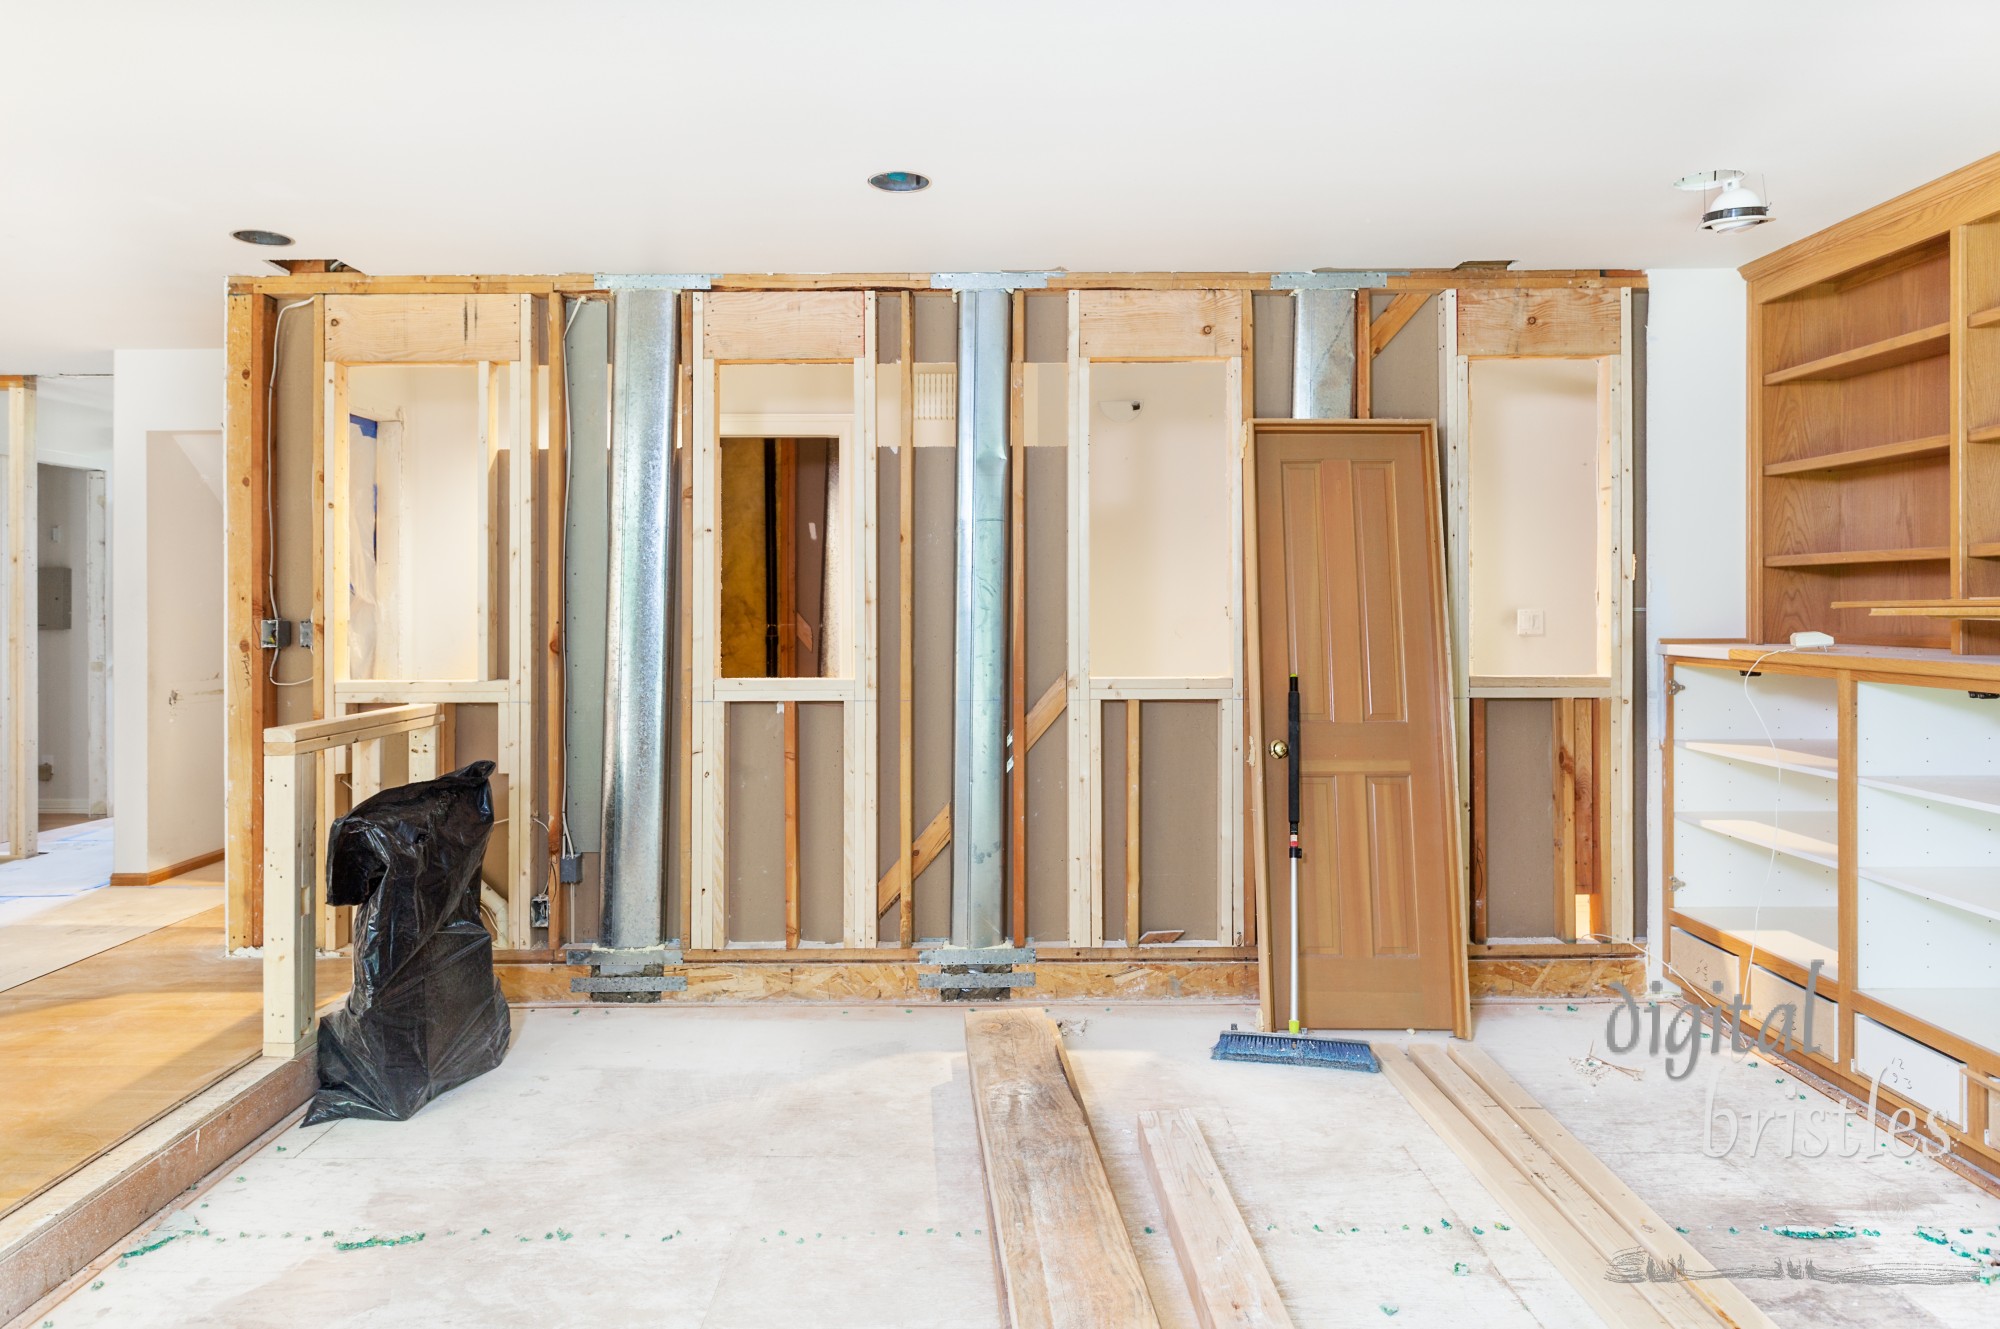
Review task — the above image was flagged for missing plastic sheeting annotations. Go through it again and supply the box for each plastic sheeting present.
[304,760,511,1125]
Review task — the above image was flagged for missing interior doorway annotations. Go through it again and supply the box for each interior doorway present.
[36,463,109,831]
[1253,422,1467,1034]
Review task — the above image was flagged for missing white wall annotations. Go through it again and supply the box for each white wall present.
[1643,269,1749,965]
[37,465,93,810]
[1088,361,1233,679]
[112,350,224,876]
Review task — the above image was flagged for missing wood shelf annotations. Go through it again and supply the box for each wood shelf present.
[1971,543,2000,560]
[1831,597,2000,619]
[1970,307,2000,331]
[1678,738,1839,779]
[1672,903,1841,977]
[1969,423,2000,444]
[1674,809,1839,868]
[1762,435,1950,476]
[1861,772,2000,815]
[1762,323,1951,385]
[1764,547,1951,569]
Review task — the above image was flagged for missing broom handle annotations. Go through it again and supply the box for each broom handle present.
[1288,676,1301,1033]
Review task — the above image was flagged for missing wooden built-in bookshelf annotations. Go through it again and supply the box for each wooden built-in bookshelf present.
[1743,152,2000,652]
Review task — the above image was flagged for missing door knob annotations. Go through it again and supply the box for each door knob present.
[1269,740,1289,760]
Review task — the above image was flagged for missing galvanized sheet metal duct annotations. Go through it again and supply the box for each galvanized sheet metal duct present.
[951,289,1011,949]
[1291,287,1358,420]
[598,288,678,950]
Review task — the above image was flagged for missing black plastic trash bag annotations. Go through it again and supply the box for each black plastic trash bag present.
[304,759,511,1125]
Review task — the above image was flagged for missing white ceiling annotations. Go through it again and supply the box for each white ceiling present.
[5,1,1998,371]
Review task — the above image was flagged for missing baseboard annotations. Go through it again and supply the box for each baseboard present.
[35,799,89,815]
[108,848,224,887]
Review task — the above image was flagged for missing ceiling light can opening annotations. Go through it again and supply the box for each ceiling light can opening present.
[232,229,295,246]
[868,171,930,194]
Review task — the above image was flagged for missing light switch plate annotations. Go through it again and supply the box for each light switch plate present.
[1516,608,1545,636]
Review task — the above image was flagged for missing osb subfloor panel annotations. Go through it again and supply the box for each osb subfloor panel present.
[31,1003,2000,1328]
[0,907,348,1220]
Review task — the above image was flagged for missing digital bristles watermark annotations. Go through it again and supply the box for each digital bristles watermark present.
[1605,961,1954,1162]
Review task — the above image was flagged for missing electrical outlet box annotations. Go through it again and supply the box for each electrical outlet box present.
[559,852,584,884]
[258,618,292,650]
[530,894,551,929]
[297,619,315,649]
[1516,608,1546,637]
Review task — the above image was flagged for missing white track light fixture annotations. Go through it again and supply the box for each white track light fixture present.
[1674,170,1774,233]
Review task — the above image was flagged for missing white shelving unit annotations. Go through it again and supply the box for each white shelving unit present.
[1664,646,2000,1165]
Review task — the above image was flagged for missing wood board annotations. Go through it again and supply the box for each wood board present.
[1136,1109,1293,1329]
[963,1007,1159,1329]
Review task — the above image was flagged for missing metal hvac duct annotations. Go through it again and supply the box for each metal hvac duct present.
[951,288,1011,950]
[1292,286,1358,420]
[597,288,678,951]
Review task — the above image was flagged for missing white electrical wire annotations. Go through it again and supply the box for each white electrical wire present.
[264,299,318,689]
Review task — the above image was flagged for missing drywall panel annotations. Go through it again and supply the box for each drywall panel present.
[1027,448,1069,943]
[346,366,488,680]
[1094,699,1225,942]
[1251,292,1293,419]
[913,448,956,938]
[1644,270,1746,970]
[35,465,92,811]
[29,376,111,470]
[145,430,225,871]
[110,349,223,877]
[1024,292,1066,364]
[562,298,609,855]
[798,700,843,943]
[718,363,854,416]
[1369,293,1439,422]
[1087,362,1232,679]
[726,701,785,943]
[914,293,957,363]
[876,451,901,885]
[1484,698,1557,939]
[1024,364,1065,448]
[1467,357,1603,679]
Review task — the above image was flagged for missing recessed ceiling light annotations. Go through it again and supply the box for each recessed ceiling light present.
[232,229,294,246]
[868,171,930,194]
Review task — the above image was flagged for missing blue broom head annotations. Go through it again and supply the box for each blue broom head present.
[1210,1030,1380,1073]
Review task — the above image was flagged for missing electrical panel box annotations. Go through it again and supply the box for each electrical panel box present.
[37,566,71,631]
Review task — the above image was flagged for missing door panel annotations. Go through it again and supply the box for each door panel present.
[1256,425,1462,1032]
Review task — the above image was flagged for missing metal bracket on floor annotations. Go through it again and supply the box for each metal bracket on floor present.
[566,945,688,1002]
[919,946,1036,1002]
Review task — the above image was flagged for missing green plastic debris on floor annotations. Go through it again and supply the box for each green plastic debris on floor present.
[1774,1224,1857,1240]
[333,1233,425,1252]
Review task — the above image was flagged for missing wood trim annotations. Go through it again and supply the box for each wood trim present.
[107,849,226,887]
[1741,149,2000,299]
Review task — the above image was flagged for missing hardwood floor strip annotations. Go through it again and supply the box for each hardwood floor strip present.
[1136,1108,1294,1328]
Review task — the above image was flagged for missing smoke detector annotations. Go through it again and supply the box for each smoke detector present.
[1674,171,1774,233]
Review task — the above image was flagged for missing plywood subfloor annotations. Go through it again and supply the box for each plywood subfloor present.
[0,884,221,992]
[0,906,348,1219]
[29,1003,2000,1328]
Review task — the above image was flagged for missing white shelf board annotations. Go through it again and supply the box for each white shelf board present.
[1860,773,2000,816]
[1860,866,2000,924]
[1861,987,2000,1053]
[1674,810,1839,869]
[1673,904,1840,978]
[1680,738,1839,780]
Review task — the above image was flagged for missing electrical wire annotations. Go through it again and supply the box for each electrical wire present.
[265,299,317,689]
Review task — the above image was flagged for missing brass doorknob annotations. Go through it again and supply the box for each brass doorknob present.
[1269,740,1289,759]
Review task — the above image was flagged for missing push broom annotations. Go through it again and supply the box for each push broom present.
[1211,676,1379,1072]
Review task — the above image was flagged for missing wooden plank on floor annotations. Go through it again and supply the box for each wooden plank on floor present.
[1136,1109,1293,1329]
[964,1007,1159,1329]
[1372,1044,1693,1329]
[1445,1044,1780,1329]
